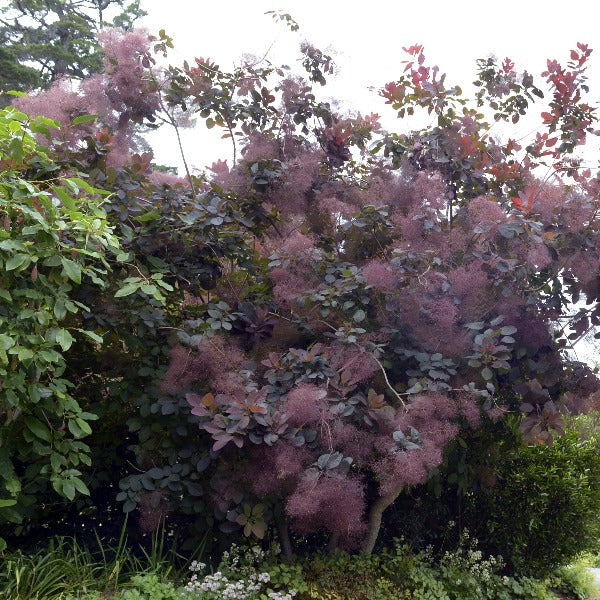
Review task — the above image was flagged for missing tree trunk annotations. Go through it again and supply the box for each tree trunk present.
[275,512,293,562]
[362,484,404,554]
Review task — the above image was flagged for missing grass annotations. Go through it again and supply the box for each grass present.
[0,519,207,600]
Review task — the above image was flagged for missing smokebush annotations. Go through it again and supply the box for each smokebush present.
[4,20,600,560]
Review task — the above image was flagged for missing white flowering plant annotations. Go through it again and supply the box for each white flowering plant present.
[182,544,305,600]
[435,529,505,597]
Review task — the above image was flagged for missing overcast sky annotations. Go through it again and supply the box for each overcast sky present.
[140,0,600,172]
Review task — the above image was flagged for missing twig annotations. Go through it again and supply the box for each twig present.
[371,354,406,408]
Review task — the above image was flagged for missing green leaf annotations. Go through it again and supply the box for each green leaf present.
[0,334,15,351]
[5,476,20,495]
[17,347,34,361]
[140,284,165,303]
[29,121,51,138]
[55,328,74,351]
[68,177,108,197]
[134,209,160,223]
[50,453,65,472]
[38,350,62,363]
[71,114,98,126]
[154,279,174,291]
[53,300,67,320]
[53,186,76,210]
[23,417,52,442]
[62,481,76,501]
[141,284,156,295]
[76,329,103,344]
[114,282,141,297]
[0,499,17,508]
[5,254,30,271]
[72,477,90,496]
[43,255,62,267]
[79,411,99,421]
[35,115,60,128]
[75,418,92,436]
[0,240,24,251]
[61,258,81,284]
[68,419,86,438]
[0,335,13,366]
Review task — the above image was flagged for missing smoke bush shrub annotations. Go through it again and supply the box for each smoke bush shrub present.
[6,17,600,561]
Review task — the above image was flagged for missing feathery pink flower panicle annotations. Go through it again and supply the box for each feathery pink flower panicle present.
[15,28,160,165]
[362,260,395,293]
[286,475,366,548]
[284,384,327,426]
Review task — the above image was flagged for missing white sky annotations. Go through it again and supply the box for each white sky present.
[140,0,600,173]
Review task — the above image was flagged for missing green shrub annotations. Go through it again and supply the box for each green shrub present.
[383,419,600,577]
[478,430,600,575]
[0,107,118,548]
[300,550,405,599]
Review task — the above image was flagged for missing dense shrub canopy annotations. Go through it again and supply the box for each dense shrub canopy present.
[2,24,600,557]
[0,107,119,550]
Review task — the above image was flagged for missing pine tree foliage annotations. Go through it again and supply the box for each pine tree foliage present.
[0,0,145,102]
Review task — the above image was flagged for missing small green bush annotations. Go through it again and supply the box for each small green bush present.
[480,430,600,575]
[300,550,405,599]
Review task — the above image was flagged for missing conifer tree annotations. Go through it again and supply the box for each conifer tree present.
[0,0,145,103]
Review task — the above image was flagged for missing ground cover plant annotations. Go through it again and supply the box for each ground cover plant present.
[2,8,600,598]
[1,536,598,599]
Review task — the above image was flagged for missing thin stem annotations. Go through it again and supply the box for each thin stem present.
[156,90,196,196]
[371,354,406,408]
[171,114,196,196]
[219,113,237,165]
